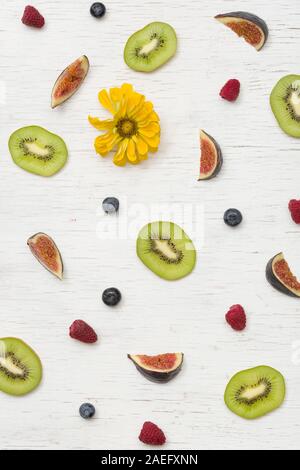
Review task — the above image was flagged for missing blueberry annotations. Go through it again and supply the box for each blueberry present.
[79,403,96,419]
[224,208,243,227]
[102,288,122,306]
[90,2,106,18]
[102,197,119,214]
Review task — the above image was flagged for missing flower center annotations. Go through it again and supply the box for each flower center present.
[116,118,137,138]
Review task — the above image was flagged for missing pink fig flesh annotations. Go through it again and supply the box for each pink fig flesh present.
[27,233,63,279]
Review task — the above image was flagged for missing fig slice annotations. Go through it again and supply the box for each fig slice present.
[266,252,300,297]
[215,12,268,51]
[51,55,89,108]
[128,353,184,383]
[27,233,63,280]
[198,130,223,180]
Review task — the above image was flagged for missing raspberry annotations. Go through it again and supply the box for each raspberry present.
[289,199,300,224]
[139,421,166,446]
[220,79,240,101]
[225,304,246,331]
[22,5,45,28]
[69,320,98,343]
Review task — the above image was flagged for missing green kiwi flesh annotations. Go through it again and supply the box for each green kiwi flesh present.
[9,125,68,176]
[224,365,285,419]
[136,221,196,280]
[124,22,177,72]
[0,338,42,396]
[270,75,300,137]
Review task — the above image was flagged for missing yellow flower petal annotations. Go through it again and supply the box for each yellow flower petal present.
[88,116,115,131]
[138,112,160,127]
[98,89,115,114]
[140,134,160,149]
[95,133,119,154]
[94,140,109,157]
[133,101,153,121]
[134,136,148,155]
[139,153,148,161]
[149,111,160,122]
[126,139,138,164]
[110,135,122,150]
[139,122,160,136]
[121,83,134,96]
[110,87,123,103]
[127,93,145,116]
[118,98,128,118]
[115,90,133,119]
[95,131,114,145]
[113,139,128,166]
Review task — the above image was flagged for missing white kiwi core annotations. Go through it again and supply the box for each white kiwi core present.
[139,38,159,56]
[290,91,300,117]
[239,382,268,401]
[152,239,179,261]
[25,141,50,157]
[0,356,24,377]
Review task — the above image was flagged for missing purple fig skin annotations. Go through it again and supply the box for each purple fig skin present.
[266,253,300,298]
[198,130,223,181]
[215,12,268,51]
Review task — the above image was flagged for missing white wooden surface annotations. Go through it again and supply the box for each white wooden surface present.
[1,0,300,450]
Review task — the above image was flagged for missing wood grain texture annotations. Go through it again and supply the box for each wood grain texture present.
[1,0,300,450]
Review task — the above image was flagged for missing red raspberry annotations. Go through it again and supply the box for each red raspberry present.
[69,320,98,343]
[22,5,45,28]
[139,421,166,446]
[220,79,240,101]
[225,304,246,331]
[289,199,300,224]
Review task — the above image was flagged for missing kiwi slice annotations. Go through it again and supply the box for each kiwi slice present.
[224,365,285,419]
[0,338,42,396]
[136,221,196,280]
[124,22,177,72]
[8,125,68,176]
[270,75,300,137]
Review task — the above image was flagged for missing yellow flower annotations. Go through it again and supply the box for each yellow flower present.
[88,84,160,166]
